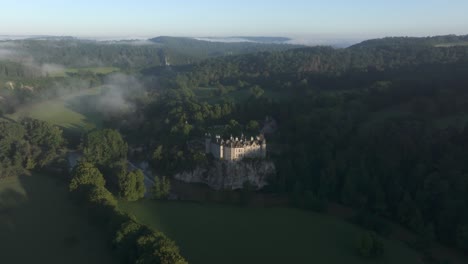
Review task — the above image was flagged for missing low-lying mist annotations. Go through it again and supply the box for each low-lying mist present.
[97,73,144,114]
[0,42,66,77]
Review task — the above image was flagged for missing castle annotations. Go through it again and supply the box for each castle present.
[205,133,267,161]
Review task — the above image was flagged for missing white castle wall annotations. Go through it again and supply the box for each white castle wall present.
[205,134,266,161]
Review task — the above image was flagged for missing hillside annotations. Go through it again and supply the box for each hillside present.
[350,35,468,49]
[150,36,301,59]
[0,36,302,71]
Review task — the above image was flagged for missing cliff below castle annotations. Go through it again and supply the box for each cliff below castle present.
[174,160,276,190]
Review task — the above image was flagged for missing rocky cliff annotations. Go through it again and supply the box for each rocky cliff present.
[174,160,276,190]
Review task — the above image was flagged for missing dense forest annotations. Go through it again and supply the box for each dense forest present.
[118,35,468,255]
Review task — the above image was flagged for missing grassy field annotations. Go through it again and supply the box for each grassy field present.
[121,200,421,264]
[0,175,116,264]
[6,87,104,132]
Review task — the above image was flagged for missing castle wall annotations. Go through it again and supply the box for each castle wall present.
[206,134,266,161]
[224,146,234,161]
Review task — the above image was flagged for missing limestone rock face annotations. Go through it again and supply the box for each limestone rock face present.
[174,160,276,190]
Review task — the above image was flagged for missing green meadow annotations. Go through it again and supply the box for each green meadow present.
[121,200,421,264]
[6,87,104,133]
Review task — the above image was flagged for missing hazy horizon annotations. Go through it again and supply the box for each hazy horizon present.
[1,1,467,40]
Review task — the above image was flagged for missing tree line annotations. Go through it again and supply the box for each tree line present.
[70,128,186,263]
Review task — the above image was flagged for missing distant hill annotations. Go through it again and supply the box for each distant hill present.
[0,36,303,70]
[350,34,468,49]
[180,35,468,87]
[149,36,302,60]
[195,36,292,43]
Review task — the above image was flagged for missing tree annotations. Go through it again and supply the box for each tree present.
[224,119,242,136]
[119,169,146,201]
[249,85,264,98]
[82,129,128,167]
[104,160,128,193]
[152,176,170,199]
[0,119,66,178]
[136,232,188,264]
[246,120,260,133]
[153,146,164,161]
[69,161,106,191]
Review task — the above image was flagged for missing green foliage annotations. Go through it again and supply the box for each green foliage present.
[69,171,186,264]
[0,119,65,178]
[119,169,146,201]
[152,145,164,162]
[152,176,171,200]
[107,159,128,192]
[82,129,128,167]
[249,85,265,98]
[135,232,188,264]
[356,231,385,258]
[246,120,260,133]
[69,161,106,191]
[224,119,242,136]
[84,184,118,207]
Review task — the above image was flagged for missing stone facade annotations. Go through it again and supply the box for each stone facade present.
[205,134,266,161]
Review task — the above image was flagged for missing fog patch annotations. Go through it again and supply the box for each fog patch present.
[41,63,65,75]
[97,73,144,114]
[0,48,20,61]
[0,42,66,77]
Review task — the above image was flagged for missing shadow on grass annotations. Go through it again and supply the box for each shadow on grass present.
[0,174,115,264]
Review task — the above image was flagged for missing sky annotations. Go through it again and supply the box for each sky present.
[1,0,467,39]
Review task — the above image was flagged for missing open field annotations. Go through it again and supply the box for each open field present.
[121,200,421,264]
[6,87,104,133]
[0,175,116,264]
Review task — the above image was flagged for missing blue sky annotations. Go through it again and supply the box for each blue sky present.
[1,0,467,38]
